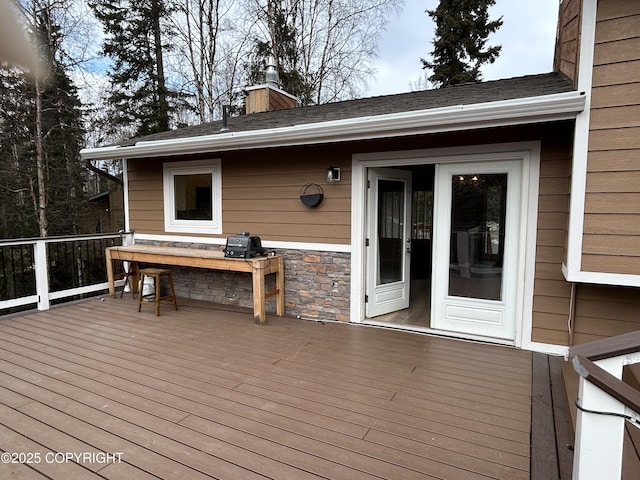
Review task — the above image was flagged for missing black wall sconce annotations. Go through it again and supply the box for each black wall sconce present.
[300,183,324,207]
[327,166,341,182]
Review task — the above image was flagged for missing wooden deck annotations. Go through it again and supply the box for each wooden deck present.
[0,296,535,480]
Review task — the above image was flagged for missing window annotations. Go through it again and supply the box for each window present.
[163,159,222,234]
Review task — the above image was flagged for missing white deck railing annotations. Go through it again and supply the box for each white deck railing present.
[0,232,134,312]
[570,331,640,479]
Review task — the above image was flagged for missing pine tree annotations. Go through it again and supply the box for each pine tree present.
[245,1,313,105]
[0,68,36,237]
[422,0,503,87]
[90,0,175,137]
[40,61,89,235]
[0,1,88,238]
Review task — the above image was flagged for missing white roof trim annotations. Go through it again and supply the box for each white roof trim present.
[245,83,301,103]
[80,91,585,161]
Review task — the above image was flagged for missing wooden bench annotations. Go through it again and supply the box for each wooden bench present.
[106,245,284,324]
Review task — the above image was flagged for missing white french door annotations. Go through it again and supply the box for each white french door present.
[431,160,522,340]
[366,168,412,317]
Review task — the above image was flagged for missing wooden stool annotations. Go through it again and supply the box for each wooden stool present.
[137,268,178,316]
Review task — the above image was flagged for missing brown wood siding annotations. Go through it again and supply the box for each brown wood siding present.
[127,159,165,235]
[572,284,640,345]
[583,0,640,274]
[554,0,582,85]
[221,151,351,243]
[127,149,353,244]
[246,88,297,114]
[124,123,589,345]
[531,126,574,346]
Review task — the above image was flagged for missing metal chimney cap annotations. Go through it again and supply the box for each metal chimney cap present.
[265,55,279,88]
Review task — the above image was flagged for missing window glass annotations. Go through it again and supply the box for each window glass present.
[174,174,212,220]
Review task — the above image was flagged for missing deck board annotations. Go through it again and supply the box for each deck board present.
[0,297,534,480]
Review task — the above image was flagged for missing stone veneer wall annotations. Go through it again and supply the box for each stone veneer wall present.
[284,250,351,322]
[136,241,351,321]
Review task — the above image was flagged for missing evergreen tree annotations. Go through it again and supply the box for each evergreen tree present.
[0,1,88,238]
[90,0,176,137]
[245,1,312,105]
[422,0,503,87]
[0,68,36,238]
[40,61,89,234]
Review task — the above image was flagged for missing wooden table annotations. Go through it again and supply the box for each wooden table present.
[106,245,284,324]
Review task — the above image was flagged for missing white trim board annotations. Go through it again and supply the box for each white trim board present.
[561,1,640,287]
[133,233,351,253]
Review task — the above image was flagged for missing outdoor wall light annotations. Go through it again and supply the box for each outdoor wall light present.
[327,166,341,182]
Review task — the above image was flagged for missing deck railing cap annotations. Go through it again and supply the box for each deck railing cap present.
[569,330,640,362]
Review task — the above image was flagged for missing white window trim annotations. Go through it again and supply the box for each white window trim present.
[163,159,222,234]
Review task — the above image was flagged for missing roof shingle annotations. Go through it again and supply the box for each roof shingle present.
[119,72,575,147]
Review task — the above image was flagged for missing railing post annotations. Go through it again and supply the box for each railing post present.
[122,231,135,246]
[33,239,50,311]
[572,356,626,480]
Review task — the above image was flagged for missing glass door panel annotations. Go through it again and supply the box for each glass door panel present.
[377,180,405,285]
[448,173,507,301]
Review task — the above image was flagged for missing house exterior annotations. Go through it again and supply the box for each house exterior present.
[81,0,640,355]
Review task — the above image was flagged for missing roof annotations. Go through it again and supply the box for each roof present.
[82,72,584,160]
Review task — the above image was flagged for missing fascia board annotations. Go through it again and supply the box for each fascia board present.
[80,91,585,161]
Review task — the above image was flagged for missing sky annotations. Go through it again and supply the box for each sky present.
[367,0,561,96]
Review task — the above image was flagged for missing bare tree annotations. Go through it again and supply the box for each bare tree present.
[27,0,58,237]
[245,0,402,105]
[170,0,251,123]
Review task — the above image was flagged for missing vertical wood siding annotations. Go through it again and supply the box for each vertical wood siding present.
[583,0,640,274]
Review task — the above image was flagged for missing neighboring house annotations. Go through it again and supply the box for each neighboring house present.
[81,0,639,355]
[86,186,124,234]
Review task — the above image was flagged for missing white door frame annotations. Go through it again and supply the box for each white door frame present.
[351,142,541,347]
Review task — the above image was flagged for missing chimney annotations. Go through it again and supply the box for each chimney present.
[245,56,299,114]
